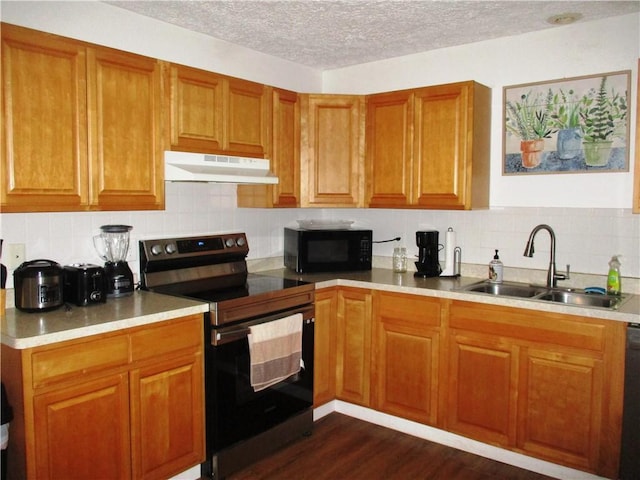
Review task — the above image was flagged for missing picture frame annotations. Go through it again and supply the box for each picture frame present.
[503,70,631,175]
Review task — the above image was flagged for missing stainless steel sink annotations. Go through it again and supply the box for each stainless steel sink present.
[458,280,628,310]
[535,290,625,309]
[460,281,548,298]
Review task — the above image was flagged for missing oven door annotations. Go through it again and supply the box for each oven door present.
[205,308,314,454]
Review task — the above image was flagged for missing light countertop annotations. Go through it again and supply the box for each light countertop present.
[260,268,640,324]
[1,290,208,349]
[2,269,637,350]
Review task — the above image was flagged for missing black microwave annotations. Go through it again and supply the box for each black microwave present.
[284,227,372,273]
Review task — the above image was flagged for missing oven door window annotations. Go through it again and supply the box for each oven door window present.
[207,321,314,452]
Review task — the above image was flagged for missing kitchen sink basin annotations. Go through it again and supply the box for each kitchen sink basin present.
[458,280,628,310]
[535,290,625,309]
[460,281,548,298]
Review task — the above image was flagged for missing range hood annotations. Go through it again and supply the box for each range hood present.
[164,151,279,184]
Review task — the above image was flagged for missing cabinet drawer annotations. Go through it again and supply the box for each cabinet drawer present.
[376,291,442,328]
[130,315,202,362]
[32,335,129,389]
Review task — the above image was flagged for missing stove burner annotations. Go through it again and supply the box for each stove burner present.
[139,234,314,327]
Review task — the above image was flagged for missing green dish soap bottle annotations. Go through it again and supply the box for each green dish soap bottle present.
[606,255,622,295]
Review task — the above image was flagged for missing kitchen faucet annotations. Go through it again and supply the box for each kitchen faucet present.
[523,224,570,288]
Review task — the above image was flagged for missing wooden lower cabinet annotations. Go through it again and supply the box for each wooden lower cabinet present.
[447,300,625,478]
[314,288,338,406]
[315,286,625,478]
[1,314,205,480]
[371,291,443,426]
[335,288,372,405]
[33,372,131,479]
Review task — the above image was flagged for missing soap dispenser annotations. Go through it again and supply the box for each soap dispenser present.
[489,249,503,284]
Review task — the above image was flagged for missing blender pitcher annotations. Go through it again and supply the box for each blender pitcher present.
[93,225,134,297]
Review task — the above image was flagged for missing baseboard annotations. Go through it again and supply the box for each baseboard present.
[313,400,606,480]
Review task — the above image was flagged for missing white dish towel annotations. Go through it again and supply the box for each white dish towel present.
[248,313,303,392]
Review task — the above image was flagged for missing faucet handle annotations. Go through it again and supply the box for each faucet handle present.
[555,264,570,282]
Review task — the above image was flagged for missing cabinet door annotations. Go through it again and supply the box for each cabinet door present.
[517,347,604,473]
[169,64,224,153]
[365,90,413,207]
[88,47,163,210]
[413,83,468,209]
[33,373,131,479]
[237,87,299,208]
[447,331,517,447]
[301,94,365,207]
[1,24,89,212]
[372,292,441,425]
[314,288,338,406]
[336,288,372,405]
[413,82,489,210]
[129,315,205,479]
[130,352,204,480]
[227,77,270,157]
[270,87,300,206]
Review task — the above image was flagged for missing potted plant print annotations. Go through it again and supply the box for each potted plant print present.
[579,76,627,167]
[505,89,554,168]
[549,88,582,159]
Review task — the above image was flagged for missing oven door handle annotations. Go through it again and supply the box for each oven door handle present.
[212,316,314,346]
[214,326,251,344]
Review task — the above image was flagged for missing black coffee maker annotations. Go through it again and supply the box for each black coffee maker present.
[414,230,442,277]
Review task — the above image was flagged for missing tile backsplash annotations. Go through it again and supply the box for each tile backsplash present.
[1,182,639,293]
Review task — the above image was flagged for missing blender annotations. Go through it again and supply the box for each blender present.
[93,225,134,297]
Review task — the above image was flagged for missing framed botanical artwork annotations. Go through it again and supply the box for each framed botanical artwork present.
[503,70,630,175]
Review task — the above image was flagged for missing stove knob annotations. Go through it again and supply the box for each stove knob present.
[236,237,246,247]
[165,243,177,254]
[150,244,163,256]
[225,238,235,248]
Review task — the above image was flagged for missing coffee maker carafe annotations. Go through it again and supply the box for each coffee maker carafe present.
[414,230,442,277]
[93,225,134,297]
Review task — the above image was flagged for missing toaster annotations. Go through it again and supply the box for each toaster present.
[63,264,107,306]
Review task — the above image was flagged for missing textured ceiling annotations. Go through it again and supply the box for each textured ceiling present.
[104,1,640,70]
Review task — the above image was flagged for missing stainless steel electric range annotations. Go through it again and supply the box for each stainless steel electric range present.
[139,233,315,479]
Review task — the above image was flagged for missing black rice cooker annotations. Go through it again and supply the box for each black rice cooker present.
[14,259,64,312]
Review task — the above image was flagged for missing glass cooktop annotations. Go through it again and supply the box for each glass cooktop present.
[172,274,312,304]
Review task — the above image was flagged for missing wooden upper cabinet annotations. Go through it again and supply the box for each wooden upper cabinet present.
[169,64,224,152]
[300,94,365,207]
[237,87,300,208]
[168,64,270,157]
[1,24,89,212]
[1,24,164,212]
[365,90,413,207]
[227,77,270,157]
[366,81,490,210]
[88,48,164,211]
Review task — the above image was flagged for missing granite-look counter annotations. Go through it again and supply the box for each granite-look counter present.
[1,290,209,349]
[260,268,640,324]
[2,269,637,350]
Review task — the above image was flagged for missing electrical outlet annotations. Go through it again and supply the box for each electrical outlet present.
[5,243,26,270]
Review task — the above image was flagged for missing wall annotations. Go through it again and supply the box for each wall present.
[0,0,322,92]
[1,3,639,290]
[323,13,640,209]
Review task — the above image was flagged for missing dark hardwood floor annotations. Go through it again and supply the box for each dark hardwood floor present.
[227,413,556,480]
